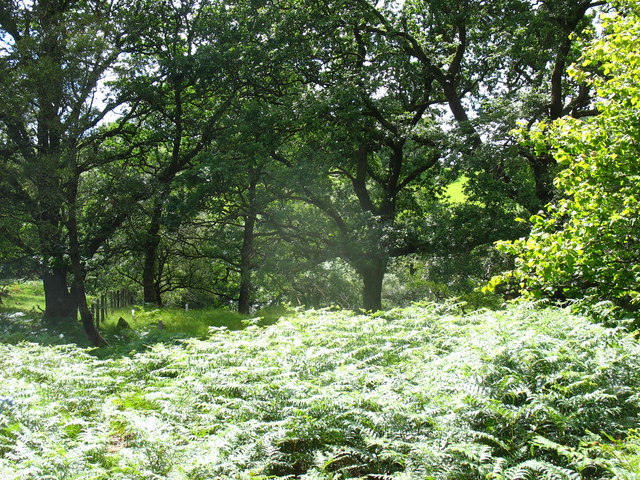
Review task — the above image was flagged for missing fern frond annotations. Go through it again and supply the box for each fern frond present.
[504,459,580,480]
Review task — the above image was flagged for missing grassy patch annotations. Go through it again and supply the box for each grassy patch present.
[94,304,292,356]
[101,306,249,334]
[444,175,468,203]
[0,282,293,351]
[1,303,639,479]
[0,281,45,314]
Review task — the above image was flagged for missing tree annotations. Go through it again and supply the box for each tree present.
[245,0,601,311]
[112,0,241,305]
[0,0,142,344]
[490,0,640,313]
[340,0,605,309]
[241,0,471,311]
[0,0,610,323]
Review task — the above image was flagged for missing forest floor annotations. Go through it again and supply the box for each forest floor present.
[0,282,289,353]
[1,287,639,479]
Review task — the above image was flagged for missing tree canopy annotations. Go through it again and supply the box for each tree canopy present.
[0,0,625,342]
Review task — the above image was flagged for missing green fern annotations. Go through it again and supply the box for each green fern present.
[1,303,640,479]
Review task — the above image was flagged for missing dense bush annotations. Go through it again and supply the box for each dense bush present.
[491,1,640,318]
[1,303,639,479]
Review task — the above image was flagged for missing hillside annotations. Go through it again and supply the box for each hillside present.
[1,304,639,479]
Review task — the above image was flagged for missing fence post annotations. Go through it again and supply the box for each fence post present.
[101,294,107,324]
[92,301,98,328]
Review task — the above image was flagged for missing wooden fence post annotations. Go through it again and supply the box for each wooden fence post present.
[100,293,107,322]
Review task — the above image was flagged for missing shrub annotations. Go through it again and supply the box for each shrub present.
[489,1,640,319]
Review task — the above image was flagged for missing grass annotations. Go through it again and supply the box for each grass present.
[1,300,640,479]
[94,304,290,357]
[100,305,251,335]
[0,282,292,353]
[444,175,469,203]
[0,280,45,314]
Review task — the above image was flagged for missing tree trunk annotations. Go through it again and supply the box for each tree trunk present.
[237,236,254,314]
[42,264,75,322]
[358,256,387,312]
[67,178,107,347]
[72,267,106,347]
[142,199,163,304]
[238,173,258,315]
[37,185,75,322]
[530,153,556,211]
[154,280,163,307]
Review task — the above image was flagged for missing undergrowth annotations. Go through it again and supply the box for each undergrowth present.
[1,302,639,479]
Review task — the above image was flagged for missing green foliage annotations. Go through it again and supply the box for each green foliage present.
[383,255,505,310]
[597,431,640,479]
[1,303,639,479]
[490,2,640,315]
